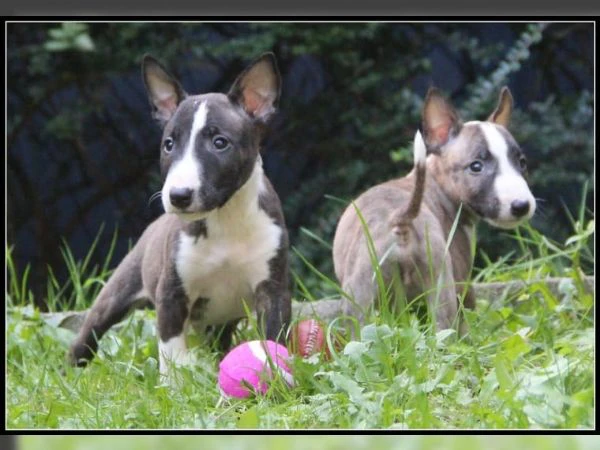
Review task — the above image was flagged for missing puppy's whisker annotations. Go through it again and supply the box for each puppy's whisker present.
[533,205,548,220]
[148,191,162,206]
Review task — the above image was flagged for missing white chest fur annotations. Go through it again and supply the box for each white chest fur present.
[174,165,282,327]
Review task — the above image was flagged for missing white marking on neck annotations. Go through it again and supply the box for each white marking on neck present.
[161,101,208,213]
[206,158,266,235]
[175,160,282,327]
[479,122,536,226]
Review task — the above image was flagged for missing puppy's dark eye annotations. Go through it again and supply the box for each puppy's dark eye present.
[163,137,174,153]
[519,156,528,171]
[469,160,483,173]
[213,135,230,151]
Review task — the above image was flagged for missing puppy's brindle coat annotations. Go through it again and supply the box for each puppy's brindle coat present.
[331,87,536,331]
[68,53,291,376]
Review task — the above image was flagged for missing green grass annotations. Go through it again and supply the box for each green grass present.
[17,436,600,450]
[6,205,594,429]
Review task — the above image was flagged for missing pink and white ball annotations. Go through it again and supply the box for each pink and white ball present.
[218,340,294,399]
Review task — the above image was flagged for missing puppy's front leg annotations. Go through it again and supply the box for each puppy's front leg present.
[155,267,193,380]
[254,278,291,345]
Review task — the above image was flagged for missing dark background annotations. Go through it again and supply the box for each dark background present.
[6,22,594,310]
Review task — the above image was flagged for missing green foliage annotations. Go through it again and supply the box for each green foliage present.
[44,23,95,53]
[476,184,594,286]
[462,23,547,117]
[6,225,119,311]
[6,207,594,429]
[6,245,33,306]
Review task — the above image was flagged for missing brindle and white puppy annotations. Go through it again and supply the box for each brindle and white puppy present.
[68,53,291,378]
[298,87,535,332]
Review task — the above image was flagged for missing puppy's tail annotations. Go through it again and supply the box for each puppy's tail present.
[391,130,427,239]
[405,130,427,220]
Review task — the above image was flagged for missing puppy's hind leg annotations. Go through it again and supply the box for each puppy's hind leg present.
[422,243,459,331]
[68,247,146,367]
[338,257,387,335]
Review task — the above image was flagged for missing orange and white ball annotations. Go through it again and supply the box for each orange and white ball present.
[290,319,328,358]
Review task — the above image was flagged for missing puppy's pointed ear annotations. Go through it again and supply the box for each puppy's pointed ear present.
[142,55,187,126]
[228,53,281,122]
[422,87,462,152]
[488,86,513,128]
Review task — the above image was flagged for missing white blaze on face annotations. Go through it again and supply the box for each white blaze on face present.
[162,101,208,213]
[479,122,536,227]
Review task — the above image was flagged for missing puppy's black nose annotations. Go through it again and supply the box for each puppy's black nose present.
[510,199,530,218]
[170,187,193,209]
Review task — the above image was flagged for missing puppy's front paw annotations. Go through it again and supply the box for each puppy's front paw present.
[158,337,198,386]
[67,341,94,367]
